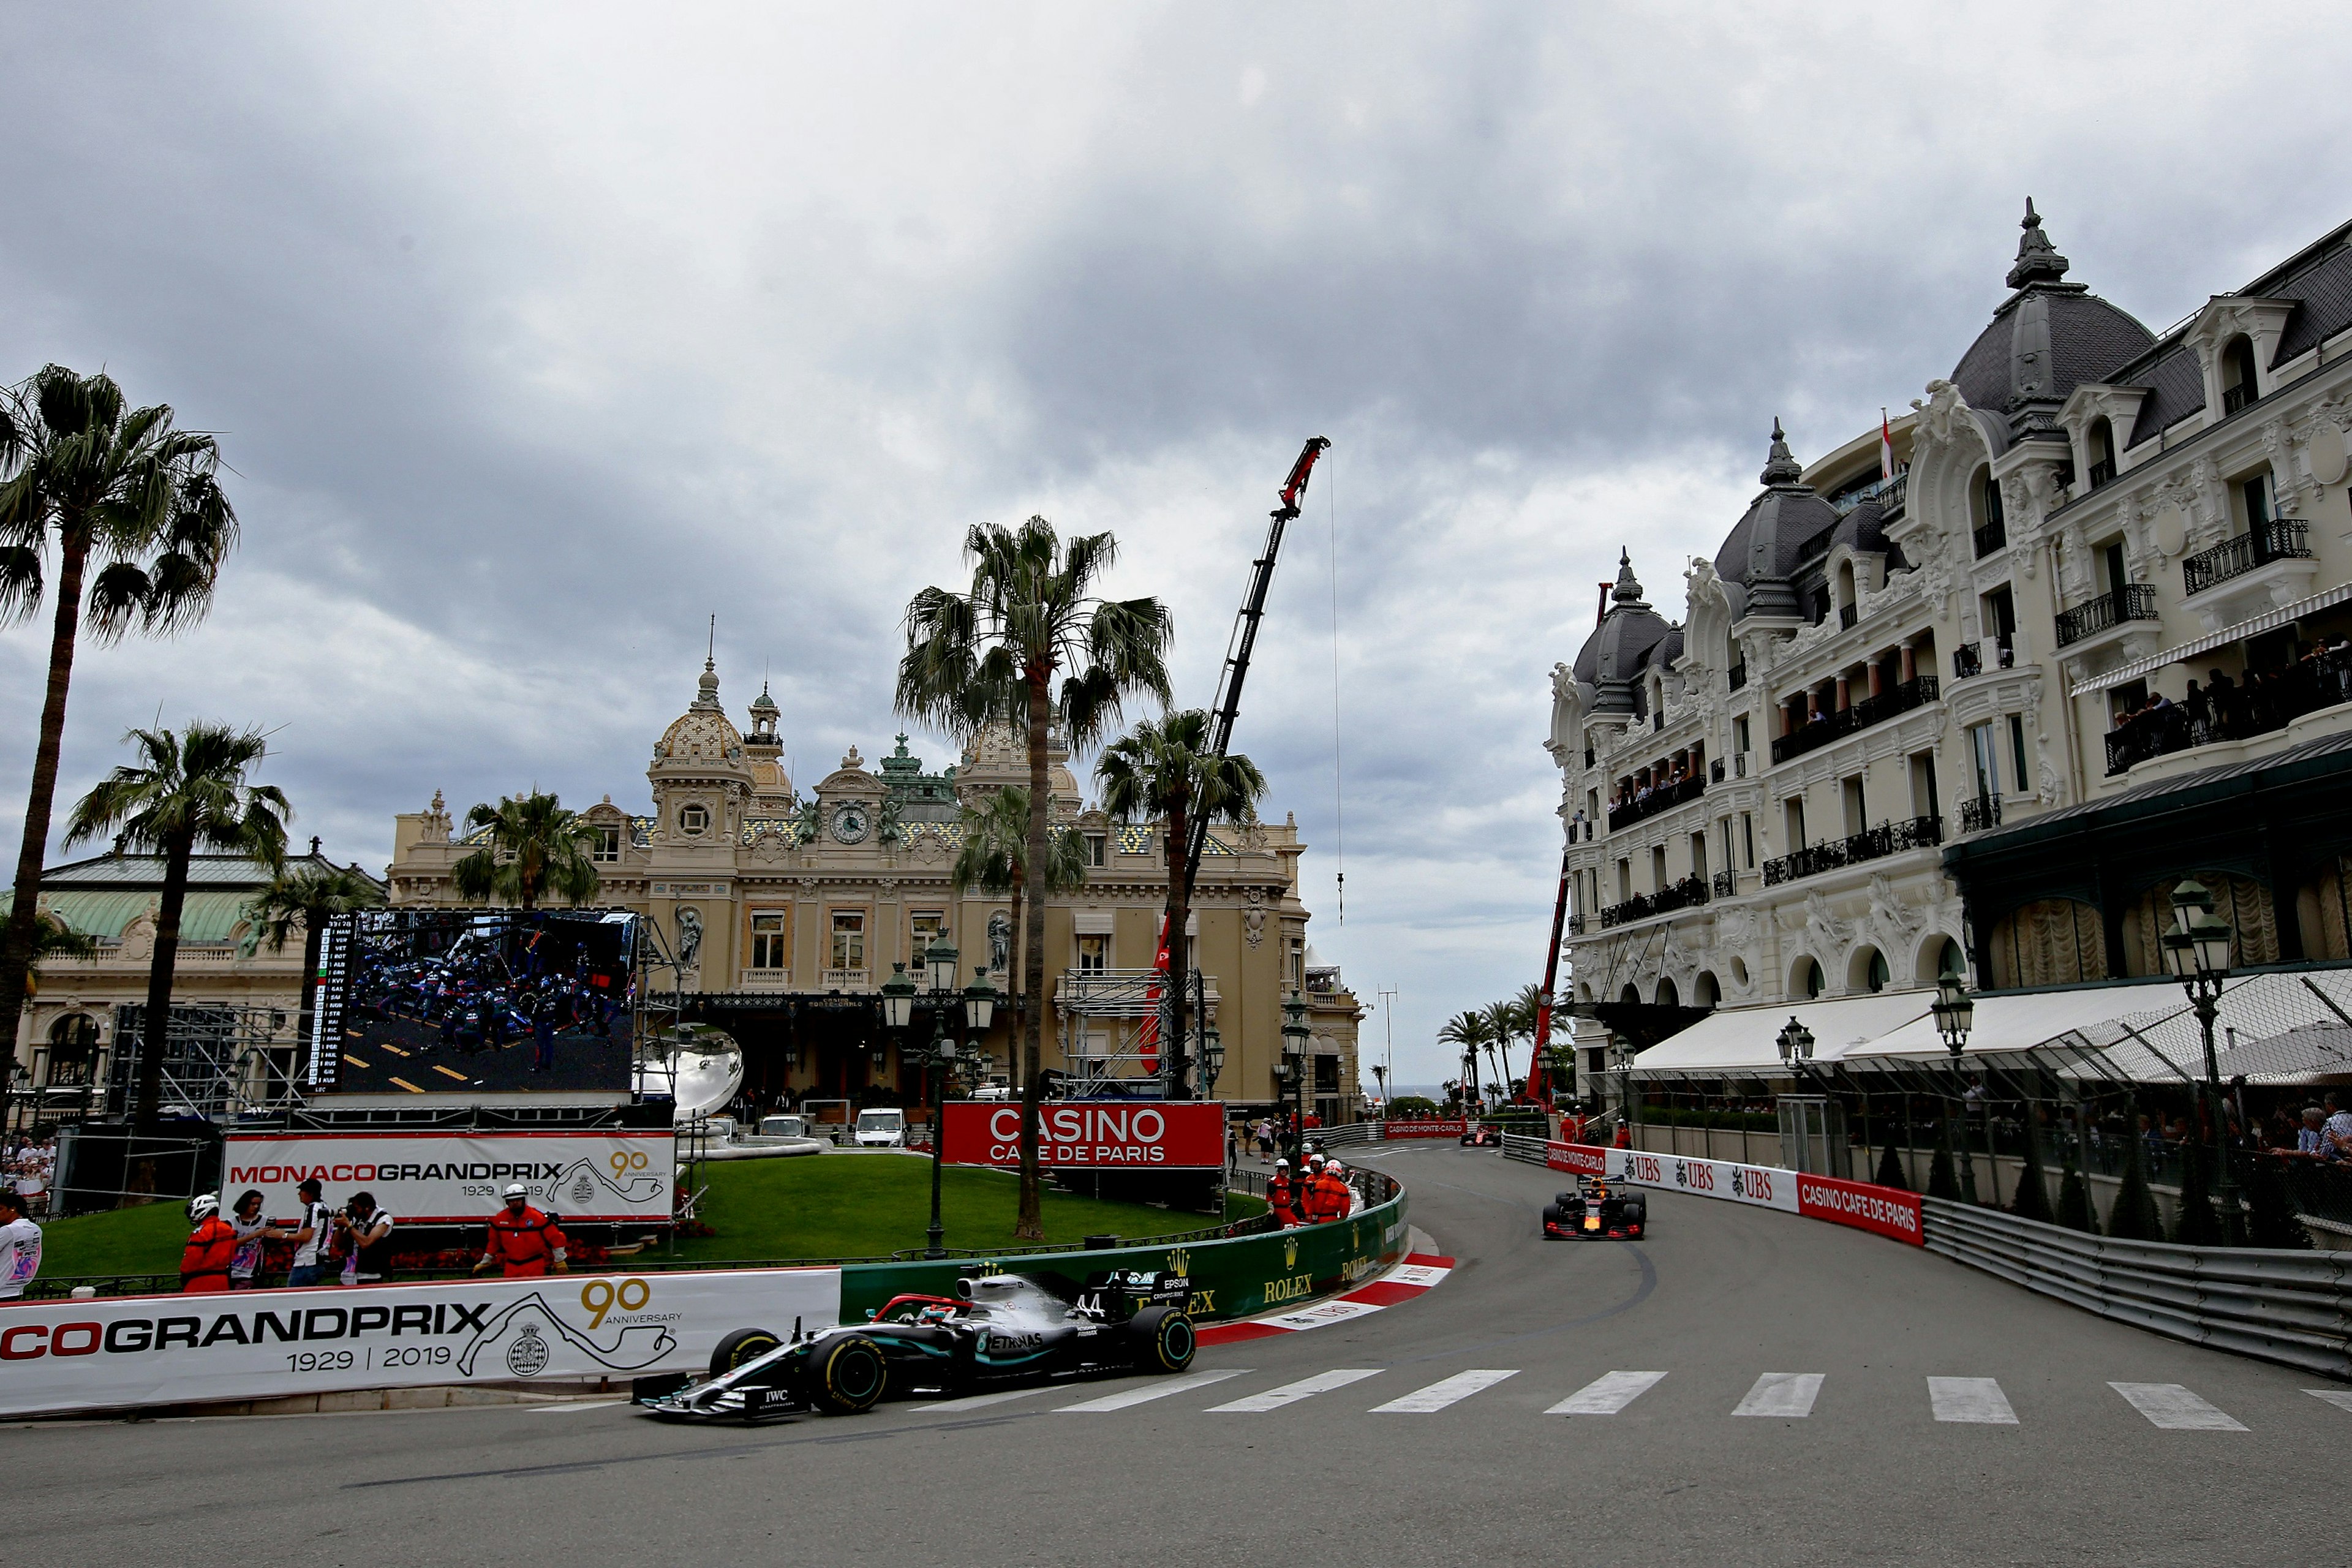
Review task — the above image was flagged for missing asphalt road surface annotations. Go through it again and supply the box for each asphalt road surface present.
[13,1141,2345,1566]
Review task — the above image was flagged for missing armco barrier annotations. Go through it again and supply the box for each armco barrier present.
[837,1182,1409,1327]
[1499,1134,1921,1245]
[1922,1197,2352,1379]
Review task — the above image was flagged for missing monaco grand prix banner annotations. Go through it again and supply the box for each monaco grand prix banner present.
[221,1129,677,1224]
[0,1266,841,1419]
[1545,1143,1922,1245]
[938,1101,1226,1169]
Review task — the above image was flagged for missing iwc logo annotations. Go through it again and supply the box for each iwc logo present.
[505,1320,550,1377]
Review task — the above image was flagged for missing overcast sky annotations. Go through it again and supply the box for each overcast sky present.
[5,4,2349,1085]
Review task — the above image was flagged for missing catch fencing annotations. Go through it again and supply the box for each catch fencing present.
[1921,1197,2352,1379]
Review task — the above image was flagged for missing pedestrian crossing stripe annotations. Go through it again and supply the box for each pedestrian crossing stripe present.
[2109,1382,2247,1431]
[1371,1369,1517,1413]
[1548,1370,1667,1415]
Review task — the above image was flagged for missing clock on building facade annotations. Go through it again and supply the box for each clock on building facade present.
[830,801,871,845]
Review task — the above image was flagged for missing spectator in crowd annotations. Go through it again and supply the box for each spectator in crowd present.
[2327,1094,2352,1160]
[2297,1106,2331,1158]
[273,1177,333,1287]
[0,1188,40,1300]
[227,1189,268,1289]
[336,1191,396,1285]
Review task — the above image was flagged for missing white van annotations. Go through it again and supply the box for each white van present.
[758,1115,809,1140]
[853,1107,908,1148]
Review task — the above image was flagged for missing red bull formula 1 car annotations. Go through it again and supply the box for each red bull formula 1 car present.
[1543,1174,1647,1240]
[635,1268,1196,1423]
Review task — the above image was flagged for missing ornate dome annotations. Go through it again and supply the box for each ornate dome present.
[1947,200,2154,443]
[1572,551,1675,715]
[654,658,745,763]
[1713,420,1837,617]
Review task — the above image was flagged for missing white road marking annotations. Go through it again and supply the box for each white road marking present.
[1056,1370,1245,1412]
[2305,1389,2352,1415]
[908,1386,1054,1414]
[1928,1378,2018,1425]
[1547,1370,1668,1415]
[1371,1369,1518,1413]
[1208,1368,1385,1412]
[2108,1382,2247,1431]
[1259,1299,1384,1332]
[527,1400,630,1414]
[1382,1265,1452,1288]
[1733,1373,1825,1418]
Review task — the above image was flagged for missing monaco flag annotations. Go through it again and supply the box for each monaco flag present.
[1880,410,1896,482]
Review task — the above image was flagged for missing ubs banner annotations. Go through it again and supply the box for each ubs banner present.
[938,1102,1226,1169]
[0,1267,842,1419]
[1543,1143,1923,1245]
[222,1130,677,1224]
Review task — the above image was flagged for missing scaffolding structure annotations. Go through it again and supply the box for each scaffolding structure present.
[110,1004,301,1122]
[1054,968,1219,1096]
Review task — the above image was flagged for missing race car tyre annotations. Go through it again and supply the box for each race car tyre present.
[1127,1305,1197,1373]
[1623,1199,1648,1225]
[812,1335,889,1415]
[708,1327,783,1379]
[1540,1202,1567,1229]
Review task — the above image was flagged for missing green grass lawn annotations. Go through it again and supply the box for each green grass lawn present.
[33,1155,1264,1280]
[670,1153,1258,1263]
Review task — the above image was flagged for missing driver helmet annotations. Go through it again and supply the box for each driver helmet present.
[917,1304,954,1325]
[187,1194,219,1224]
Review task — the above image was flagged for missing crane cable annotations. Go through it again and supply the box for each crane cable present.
[1328,444,1345,924]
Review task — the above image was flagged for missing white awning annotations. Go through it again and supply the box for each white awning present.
[2067,581,2352,698]
[1842,983,2189,1068]
[1627,992,1930,1079]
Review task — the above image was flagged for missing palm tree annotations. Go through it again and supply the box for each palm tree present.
[240,861,386,1074]
[1438,1011,1491,1107]
[1481,999,1521,1101]
[898,518,1172,1238]
[0,366,239,1052]
[1095,709,1267,1098]
[949,784,1090,1019]
[451,792,600,910]
[62,723,288,1134]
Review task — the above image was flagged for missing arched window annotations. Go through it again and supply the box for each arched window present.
[1849,946,1889,994]
[1656,976,1680,1008]
[1619,984,1642,1005]
[47,1012,99,1087]
[2087,418,2117,489]
[1972,466,2005,557]
[2223,334,2261,415]
[1793,957,1825,1000]
[1915,936,1964,986]
[1693,971,1721,1008]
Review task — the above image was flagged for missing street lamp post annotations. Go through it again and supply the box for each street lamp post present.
[2161,878,2241,1245]
[1929,973,1979,1205]
[1199,1024,1224,1100]
[1281,992,1311,1161]
[885,946,995,1261]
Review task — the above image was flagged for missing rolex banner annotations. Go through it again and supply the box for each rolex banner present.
[221,1130,676,1224]
[937,1101,1226,1169]
[0,1267,842,1419]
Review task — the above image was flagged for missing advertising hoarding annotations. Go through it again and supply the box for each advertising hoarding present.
[938,1101,1226,1169]
[1541,1142,1923,1245]
[1381,1120,1469,1139]
[0,1266,840,1419]
[221,1130,675,1224]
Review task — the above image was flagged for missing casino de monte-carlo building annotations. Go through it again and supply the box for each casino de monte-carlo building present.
[383,658,1362,1122]
[1548,203,2352,1096]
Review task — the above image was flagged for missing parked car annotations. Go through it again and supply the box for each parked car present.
[758,1115,809,1140]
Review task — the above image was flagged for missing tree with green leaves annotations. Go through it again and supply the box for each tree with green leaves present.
[241,861,386,1077]
[2055,1123,2097,1232]
[452,792,600,910]
[1873,1140,1910,1192]
[63,723,287,1134]
[949,783,1089,1027]
[2170,1139,2224,1246]
[1096,709,1265,1098]
[897,518,1172,1239]
[0,366,238,1055]
[1926,1129,1959,1201]
[2105,1121,2164,1243]
[1438,1011,1493,1106]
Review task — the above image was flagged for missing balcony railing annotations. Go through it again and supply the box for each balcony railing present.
[2181,518,2312,597]
[1566,913,1586,936]
[1838,603,1859,630]
[1879,471,1907,516]
[1598,874,1709,930]
[1770,675,1940,764]
[1711,869,1736,899]
[2103,648,2352,775]
[2223,382,2256,416]
[1728,662,1747,692]
[1761,816,1943,887]
[2087,458,2116,491]
[1607,773,1705,833]
[1960,794,2001,833]
[1973,518,2007,559]
[2053,584,2159,649]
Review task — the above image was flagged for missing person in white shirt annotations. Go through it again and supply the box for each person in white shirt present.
[0,1188,42,1299]
[227,1189,269,1289]
[271,1177,333,1287]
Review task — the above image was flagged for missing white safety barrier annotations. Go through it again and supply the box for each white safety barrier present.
[0,1266,842,1419]
[1922,1197,2352,1379]
[1502,1134,1923,1246]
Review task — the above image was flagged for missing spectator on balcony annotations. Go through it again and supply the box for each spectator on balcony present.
[2326,1094,2352,1159]
[2296,1106,2330,1158]
[2206,669,2242,736]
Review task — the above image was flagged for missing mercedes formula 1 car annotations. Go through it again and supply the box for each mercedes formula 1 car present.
[1543,1174,1648,1239]
[635,1268,1197,1423]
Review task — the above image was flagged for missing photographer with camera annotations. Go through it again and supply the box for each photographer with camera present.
[332,1191,396,1286]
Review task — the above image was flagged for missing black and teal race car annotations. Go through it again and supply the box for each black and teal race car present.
[635,1268,1196,1423]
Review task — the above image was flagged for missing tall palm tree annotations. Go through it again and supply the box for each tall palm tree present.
[0,366,239,1052]
[451,792,600,910]
[240,861,386,1076]
[1438,1011,1491,1107]
[1095,709,1266,1098]
[62,723,288,1134]
[949,785,1090,1030]
[1481,999,1521,1101]
[898,517,1172,1238]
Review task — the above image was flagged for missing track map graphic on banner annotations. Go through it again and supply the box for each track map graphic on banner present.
[221,1131,676,1224]
[0,1267,843,1419]
[938,1102,1226,1168]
